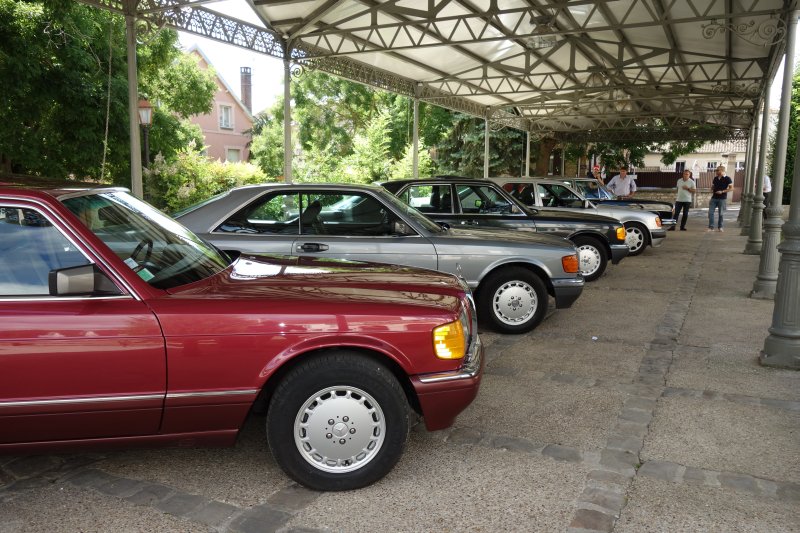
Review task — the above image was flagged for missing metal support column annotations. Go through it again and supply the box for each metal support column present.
[738,122,757,231]
[483,117,490,180]
[745,96,771,253]
[282,42,293,183]
[125,11,143,199]
[525,132,531,177]
[561,148,566,178]
[761,91,800,368]
[752,12,797,298]
[412,98,420,178]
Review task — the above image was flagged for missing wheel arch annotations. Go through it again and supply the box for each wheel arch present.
[251,346,422,418]
[567,231,611,258]
[475,261,555,299]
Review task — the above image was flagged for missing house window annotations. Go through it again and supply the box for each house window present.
[706,161,718,171]
[675,161,685,173]
[226,148,241,163]
[735,161,745,171]
[219,105,233,129]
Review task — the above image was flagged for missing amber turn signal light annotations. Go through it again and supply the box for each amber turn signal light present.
[433,320,466,359]
[562,254,579,273]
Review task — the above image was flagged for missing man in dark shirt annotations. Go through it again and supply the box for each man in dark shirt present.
[708,165,733,232]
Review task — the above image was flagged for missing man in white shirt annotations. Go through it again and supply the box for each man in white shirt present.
[671,169,696,231]
[606,165,637,199]
[762,175,772,207]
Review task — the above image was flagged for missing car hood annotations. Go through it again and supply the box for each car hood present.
[166,253,465,309]
[601,198,672,209]
[442,226,575,250]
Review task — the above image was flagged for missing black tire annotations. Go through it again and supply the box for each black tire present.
[266,351,409,491]
[572,236,607,282]
[477,266,548,334]
[624,222,649,256]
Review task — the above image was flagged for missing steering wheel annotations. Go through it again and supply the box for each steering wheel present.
[130,238,153,264]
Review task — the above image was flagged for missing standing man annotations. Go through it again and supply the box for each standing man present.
[762,175,772,211]
[671,169,696,231]
[606,165,637,199]
[708,165,733,232]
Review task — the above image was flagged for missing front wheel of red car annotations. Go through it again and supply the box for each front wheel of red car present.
[266,351,409,491]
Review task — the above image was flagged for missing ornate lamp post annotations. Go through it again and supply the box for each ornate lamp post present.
[137,99,153,168]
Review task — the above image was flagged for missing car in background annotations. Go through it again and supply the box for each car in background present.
[491,177,667,256]
[379,176,628,282]
[0,186,483,491]
[175,183,585,334]
[563,176,676,229]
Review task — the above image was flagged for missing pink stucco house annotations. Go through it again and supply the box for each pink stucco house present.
[188,46,254,163]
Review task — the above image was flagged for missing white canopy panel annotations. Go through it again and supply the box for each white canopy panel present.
[83,0,796,141]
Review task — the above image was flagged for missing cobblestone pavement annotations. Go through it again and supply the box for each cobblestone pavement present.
[1,208,798,532]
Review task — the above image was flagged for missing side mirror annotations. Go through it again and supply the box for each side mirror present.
[391,220,413,236]
[49,264,122,296]
[438,221,451,230]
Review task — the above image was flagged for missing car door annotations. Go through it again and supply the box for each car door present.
[0,202,166,444]
[291,191,438,271]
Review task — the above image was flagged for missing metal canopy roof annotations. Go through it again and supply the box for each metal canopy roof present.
[85,0,796,142]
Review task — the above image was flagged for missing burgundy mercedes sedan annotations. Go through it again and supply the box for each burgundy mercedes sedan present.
[0,187,483,491]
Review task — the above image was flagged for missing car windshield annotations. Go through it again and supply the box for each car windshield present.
[61,190,230,290]
[375,189,445,233]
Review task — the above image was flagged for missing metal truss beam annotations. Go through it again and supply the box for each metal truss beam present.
[552,126,749,143]
[75,0,788,143]
[283,1,785,57]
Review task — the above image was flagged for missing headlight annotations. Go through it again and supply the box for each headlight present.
[655,217,662,227]
[433,314,467,360]
[616,226,626,241]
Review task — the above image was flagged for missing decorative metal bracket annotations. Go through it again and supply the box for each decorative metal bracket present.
[701,16,786,47]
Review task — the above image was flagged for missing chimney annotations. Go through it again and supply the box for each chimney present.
[240,66,252,112]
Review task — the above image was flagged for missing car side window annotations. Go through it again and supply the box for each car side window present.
[550,184,583,207]
[536,184,556,206]
[457,185,513,214]
[310,192,402,236]
[217,193,300,234]
[405,184,451,214]
[506,183,535,207]
[0,206,90,296]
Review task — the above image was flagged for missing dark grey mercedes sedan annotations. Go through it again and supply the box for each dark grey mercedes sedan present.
[175,182,585,334]
[380,176,629,281]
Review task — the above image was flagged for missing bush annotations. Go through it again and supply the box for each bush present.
[143,141,270,212]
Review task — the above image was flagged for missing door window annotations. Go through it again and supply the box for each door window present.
[0,206,90,296]
[403,184,452,214]
[455,184,514,214]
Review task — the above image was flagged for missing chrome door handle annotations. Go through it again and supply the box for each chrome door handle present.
[297,243,329,252]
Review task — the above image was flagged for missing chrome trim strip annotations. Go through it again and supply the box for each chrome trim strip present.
[0,389,260,408]
[166,390,258,399]
[551,277,585,288]
[419,334,483,384]
[0,394,163,408]
[0,295,131,303]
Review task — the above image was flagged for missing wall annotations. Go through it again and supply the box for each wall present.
[188,50,253,162]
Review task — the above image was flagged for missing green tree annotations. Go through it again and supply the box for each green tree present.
[436,113,526,177]
[389,144,434,180]
[0,0,215,181]
[768,67,799,204]
[248,108,286,179]
[336,112,393,183]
